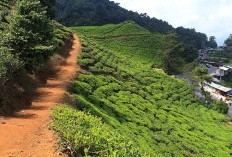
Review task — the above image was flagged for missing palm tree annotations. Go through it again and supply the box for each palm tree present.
[193,67,212,98]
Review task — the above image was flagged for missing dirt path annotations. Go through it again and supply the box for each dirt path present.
[0,34,81,157]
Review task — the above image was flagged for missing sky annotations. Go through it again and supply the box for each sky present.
[112,0,232,46]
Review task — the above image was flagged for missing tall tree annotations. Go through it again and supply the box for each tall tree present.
[39,0,55,18]
[176,27,208,49]
[224,34,232,46]
[192,67,212,98]
[55,0,174,34]
[0,1,22,86]
[0,0,10,30]
[0,0,9,8]
[163,34,198,74]
[207,36,217,48]
[3,0,54,72]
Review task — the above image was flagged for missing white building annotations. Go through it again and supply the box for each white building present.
[204,82,232,102]
[216,66,230,77]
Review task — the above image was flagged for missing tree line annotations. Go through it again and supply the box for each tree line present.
[55,0,210,50]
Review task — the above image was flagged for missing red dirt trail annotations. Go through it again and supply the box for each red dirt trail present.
[0,34,81,157]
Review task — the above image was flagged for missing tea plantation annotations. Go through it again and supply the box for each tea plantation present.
[52,22,232,156]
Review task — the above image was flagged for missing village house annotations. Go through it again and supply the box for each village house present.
[203,82,232,101]
[216,66,230,76]
[198,49,215,60]
[210,65,232,80]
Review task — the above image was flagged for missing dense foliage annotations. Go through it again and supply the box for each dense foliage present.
[0,0,70,109]
[54,26,232,156]
[162,34,198,74]
[207,36,218,48]
[0,0,10,30]
[73,22,198,74]
[0,48,22,86]
[3,0,55,71]
[0,0,69,75]
[0,0,20,86]
[52,106,144,156]
[39,0,55,18]
[175,27,208,49]
[55,0,174,34]
[209,50,232,64]
[224,34,232,46]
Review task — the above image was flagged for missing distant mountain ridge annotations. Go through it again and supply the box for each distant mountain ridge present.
[54,0,208,49]
[55,0,174,34]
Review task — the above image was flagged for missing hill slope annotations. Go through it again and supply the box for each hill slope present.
[55,0,173,34]
[72,21,150,38]
[72,21,198,73]
[52,23,232,156]
[55,0,208,49]
[72,21,167,68]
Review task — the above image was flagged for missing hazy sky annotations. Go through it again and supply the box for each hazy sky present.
[112,0,232,46]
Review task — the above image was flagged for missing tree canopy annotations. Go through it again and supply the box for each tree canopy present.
[162,34,198,74]
[0,0,70,109]
[207,36,218,48]
[55,0,174,34]
[2,0,54,71]
[224,34,232,46]
[175,26,208,49]
[55,0,208,49]
[39,0,55,18]
[0,0,20,85]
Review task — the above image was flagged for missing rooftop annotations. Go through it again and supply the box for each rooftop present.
[225,65,232,69]
[219,66,229,71]
[208,82,232,93]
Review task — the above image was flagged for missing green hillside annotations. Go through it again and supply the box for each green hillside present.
[55,0,208,49]
[71,21,150,38]
[72,21,164,68]
[55,0,174,34]
[97,34,165,68]
[72,21,198,72]
[52,23,232,156]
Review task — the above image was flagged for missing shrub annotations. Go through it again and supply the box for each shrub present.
[52,105,143,157]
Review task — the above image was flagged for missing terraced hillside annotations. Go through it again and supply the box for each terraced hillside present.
[72,21,166,68]
[52,22,232,156]
[71,21,150,37]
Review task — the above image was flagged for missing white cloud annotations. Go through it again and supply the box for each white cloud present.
[112,0,232,45]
